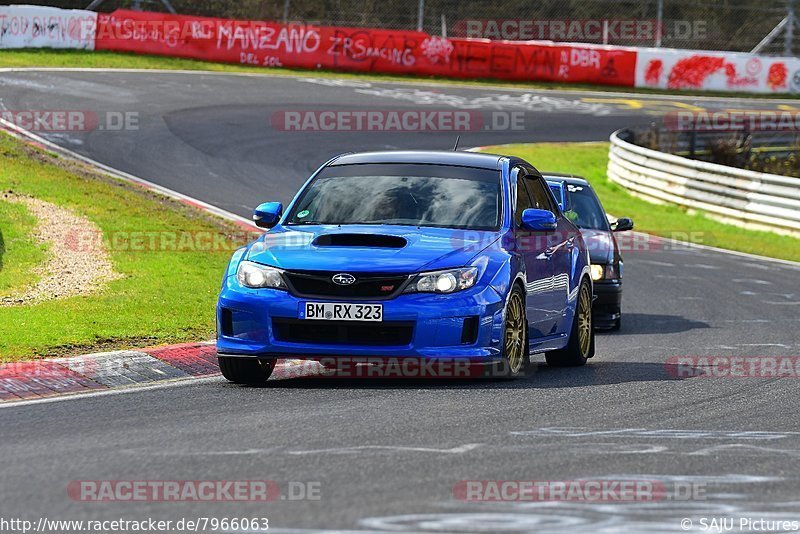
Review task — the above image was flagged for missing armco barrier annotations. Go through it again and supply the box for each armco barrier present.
[607,129,800,236]
[0,5,96,49]
[92,9,638,87]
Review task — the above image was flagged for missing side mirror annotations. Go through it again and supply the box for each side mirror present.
[521,208,557,231]
[253,202,283,229]
[612,217,634,232]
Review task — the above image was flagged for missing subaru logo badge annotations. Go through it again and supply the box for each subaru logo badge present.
[332,273,356,286]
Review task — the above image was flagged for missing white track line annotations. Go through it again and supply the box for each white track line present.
[0,375,225,409]
[1,66,797,104]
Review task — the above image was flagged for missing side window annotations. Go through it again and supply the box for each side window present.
[525,175,558,212]
[514,168,535,227]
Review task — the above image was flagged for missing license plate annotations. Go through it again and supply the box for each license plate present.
[301,302,383,322]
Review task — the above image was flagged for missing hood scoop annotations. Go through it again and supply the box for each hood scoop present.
[313,233,408,249]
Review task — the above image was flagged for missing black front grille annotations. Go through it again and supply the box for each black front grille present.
[284,271,409,299]
[272,319,414,346]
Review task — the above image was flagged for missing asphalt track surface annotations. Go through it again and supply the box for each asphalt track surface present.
[1,70,800,533]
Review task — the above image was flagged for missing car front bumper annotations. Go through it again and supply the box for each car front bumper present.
[216,276,507,361]
[592,280,622,328]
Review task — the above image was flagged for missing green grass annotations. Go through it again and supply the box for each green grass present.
[481,142,800,263]
[0,48,792,99]
[0,133,250,361]
[0,199,47,297]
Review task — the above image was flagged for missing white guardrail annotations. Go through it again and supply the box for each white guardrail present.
[607,129,800,237]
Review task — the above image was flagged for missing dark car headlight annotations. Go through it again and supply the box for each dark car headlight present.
[236,261,287,289]
[590,263,620,281]
[404,267,478,294]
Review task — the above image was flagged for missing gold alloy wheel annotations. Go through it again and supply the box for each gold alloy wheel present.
[578,283,592,357]
[504,291,526,373]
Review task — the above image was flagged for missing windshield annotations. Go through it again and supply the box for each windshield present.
[564,183,609,230]
[286,163,501,230]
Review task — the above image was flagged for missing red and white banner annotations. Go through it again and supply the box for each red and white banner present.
[6,6,800,94]
[93,10,637,87]
[635,48,800,94]
[0,5,96,49]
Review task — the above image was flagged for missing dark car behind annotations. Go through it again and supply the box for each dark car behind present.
[545,174,633,330]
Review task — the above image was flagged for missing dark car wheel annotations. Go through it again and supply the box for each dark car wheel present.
[546,278,595,367]
[493,286,529,379]
[218,357,276,384]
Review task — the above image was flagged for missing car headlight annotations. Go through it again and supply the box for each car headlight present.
[590,263,619,281]
[404,267,478,294]
[236,261,287,289]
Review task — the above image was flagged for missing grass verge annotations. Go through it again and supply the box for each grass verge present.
[0,48,792,99]
[0,132,250,361]
[0,197,47,297]
[480,142,800,263]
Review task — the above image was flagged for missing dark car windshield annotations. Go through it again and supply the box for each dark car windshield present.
[286,163,501,230]
[564,183,609,231]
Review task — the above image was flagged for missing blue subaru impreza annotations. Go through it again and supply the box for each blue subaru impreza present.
[216,151,594,383]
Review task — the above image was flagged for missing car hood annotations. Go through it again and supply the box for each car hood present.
[246,225,498,273]
[581,228,615,265]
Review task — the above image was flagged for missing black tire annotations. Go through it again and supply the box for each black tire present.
[218,357,276,384]
[545,278,595,367]
[492,285,529,379]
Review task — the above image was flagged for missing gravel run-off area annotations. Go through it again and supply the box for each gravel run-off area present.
[1,192,121,306]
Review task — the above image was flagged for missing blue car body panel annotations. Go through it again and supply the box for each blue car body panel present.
[217,151,591,362]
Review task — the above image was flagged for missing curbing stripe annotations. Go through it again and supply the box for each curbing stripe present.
[0,343,216,402]
[0,342,312,404]
[0,361,105,400]
[143,342,220,377]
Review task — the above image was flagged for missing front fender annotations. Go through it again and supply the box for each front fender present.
[570,234,592,300]
[221,247,248,288]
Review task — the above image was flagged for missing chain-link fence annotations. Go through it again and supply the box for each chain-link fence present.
[10,0,800,55]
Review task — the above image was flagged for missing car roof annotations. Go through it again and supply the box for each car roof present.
[542,172,591,187]
[329,150,506,170]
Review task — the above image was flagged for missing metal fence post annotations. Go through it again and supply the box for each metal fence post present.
[283,0,290,24]
[655,0,664,47]
[417,0,425,32]
[785,0,795,56]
